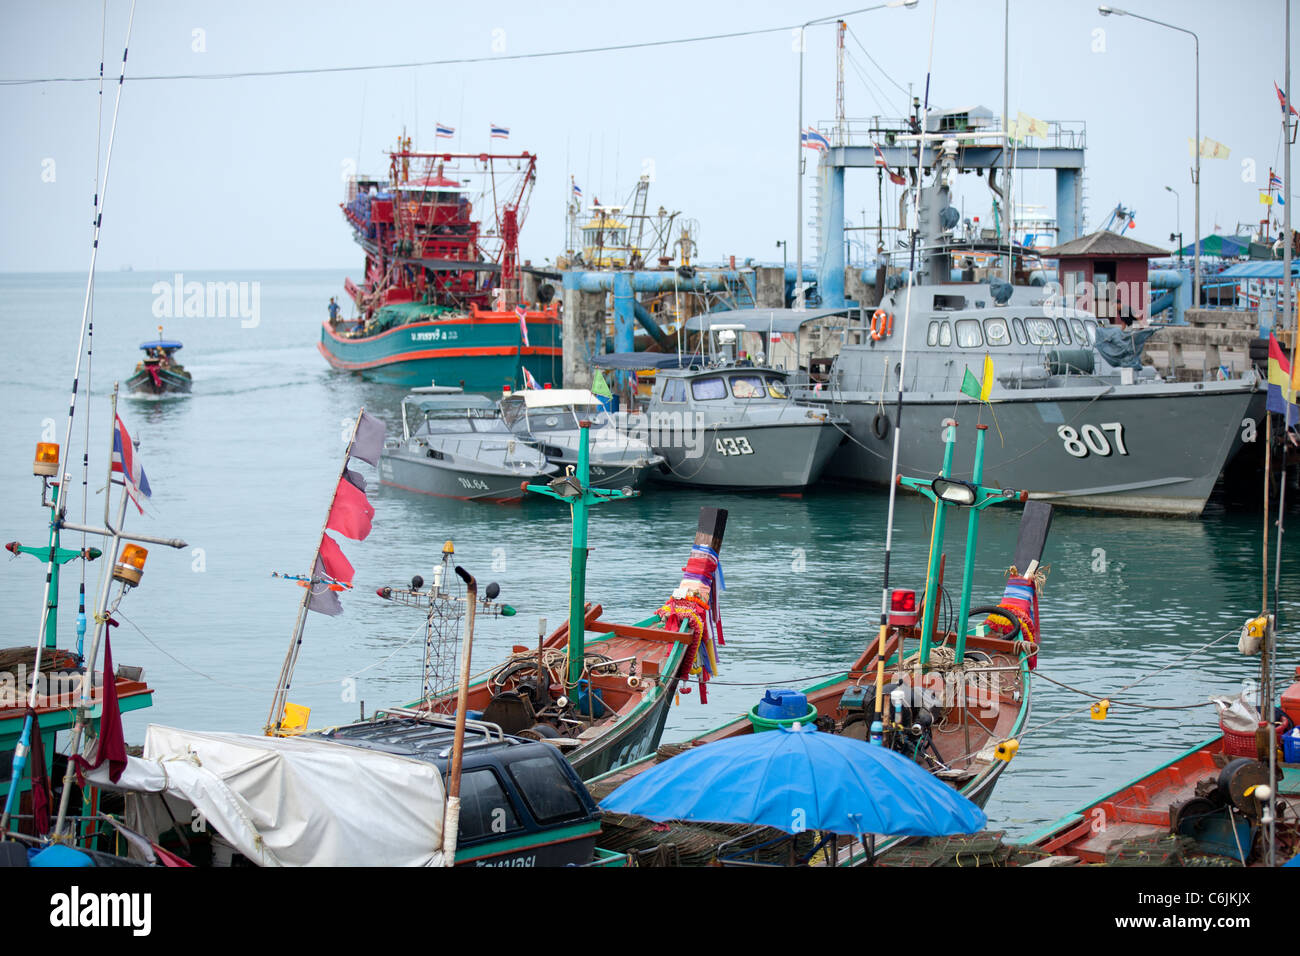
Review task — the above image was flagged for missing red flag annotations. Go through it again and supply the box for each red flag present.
[75,620,127,783]
[318,532,355,584]
[326,473,374,540]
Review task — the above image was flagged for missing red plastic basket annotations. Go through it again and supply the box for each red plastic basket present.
[1220,722,1259,758]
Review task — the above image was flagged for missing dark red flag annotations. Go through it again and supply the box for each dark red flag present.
[326,473,374,541]
[75,619,128,783]
[28,708,50,836]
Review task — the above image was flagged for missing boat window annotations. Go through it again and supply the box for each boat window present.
[955,319,983,348]
[1024,317,1058,346]
[730,375,766,399]
[1056,319,1072,344]
[765,376,789,399]
[1070,318,1087,343]
[938,321,952,347]
[457,769,522,841]
[506,755,587,824]
[661,378,687,403]
[691,377,727,401]
[927,321,939,347]
[1012,317,1027,345]
[1084,320,1098,345]
[934,294,968,311]
[983,318,1012,347]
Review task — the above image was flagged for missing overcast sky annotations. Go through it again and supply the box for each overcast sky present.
[2,0,1297,274]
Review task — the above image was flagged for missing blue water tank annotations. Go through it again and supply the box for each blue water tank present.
[756,688,808,720]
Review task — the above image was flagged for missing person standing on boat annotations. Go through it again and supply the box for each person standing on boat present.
[328,297,341,328]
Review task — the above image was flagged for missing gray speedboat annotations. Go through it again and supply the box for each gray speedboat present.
[380,388,557,502]
[786,143,1257,517]
[608,333,848,491]
[499,388,663,489]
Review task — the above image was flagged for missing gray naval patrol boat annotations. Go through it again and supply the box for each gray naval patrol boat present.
[601,325,849,491]
[380,386,557,502]
[792,149,1258,517]
[499,387,664,489]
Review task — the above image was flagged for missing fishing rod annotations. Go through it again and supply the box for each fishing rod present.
[1,0,137,839]
[870,0,940,744]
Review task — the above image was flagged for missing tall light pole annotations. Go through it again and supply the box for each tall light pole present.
[1100,5,1200,307]
[796,0,917,310]
[1165,184,1182,264]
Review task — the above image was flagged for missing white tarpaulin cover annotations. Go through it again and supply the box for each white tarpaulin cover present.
[88,725,446,866]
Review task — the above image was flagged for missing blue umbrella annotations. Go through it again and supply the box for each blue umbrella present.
[600,723,986,838]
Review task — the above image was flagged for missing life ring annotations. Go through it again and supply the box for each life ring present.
[870,309,894,341]
[872,412,890,440]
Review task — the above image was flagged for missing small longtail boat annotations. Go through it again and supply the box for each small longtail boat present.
[407,421,730,780]
[127,327,192,396]
[1021,666,1300,866]
[587,420,1054,865]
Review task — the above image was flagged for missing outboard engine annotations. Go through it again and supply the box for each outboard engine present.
[881,682,945,764]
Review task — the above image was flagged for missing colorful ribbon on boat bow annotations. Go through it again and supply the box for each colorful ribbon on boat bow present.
[658,544,725,703]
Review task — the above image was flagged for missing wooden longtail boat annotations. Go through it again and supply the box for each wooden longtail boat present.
[126,329,191,396]
[408,420,730,780]
[1022,668,1300,866]
[588,421,1054,866]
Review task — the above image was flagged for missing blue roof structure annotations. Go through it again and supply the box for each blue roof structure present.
[1215,261,1300,280]
[139,340,183,350]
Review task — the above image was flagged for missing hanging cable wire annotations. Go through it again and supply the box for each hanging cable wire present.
[5,19,819,86]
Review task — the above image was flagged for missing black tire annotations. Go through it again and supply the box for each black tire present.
[967,605,1023,642]
[872,413,890,440]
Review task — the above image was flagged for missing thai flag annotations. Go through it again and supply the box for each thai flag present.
[435,123,454,138]
[801,127,829,152]
[516,305,530,347]
[111,414,152,514]
[1270,170,1284,190]
[1276,82,1299,118]
[571,178,582,199]
[522,366,541,390]
[490,124,509,140]
[873,142,887,167]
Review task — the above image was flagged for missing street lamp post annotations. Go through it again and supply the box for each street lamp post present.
[1101,5,1200,308]
[796,1,917,310]
[1165,185,1182,264]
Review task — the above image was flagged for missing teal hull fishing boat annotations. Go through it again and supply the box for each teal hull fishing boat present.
[319,302,562,390]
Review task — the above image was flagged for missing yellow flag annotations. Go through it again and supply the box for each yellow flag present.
[1261,192,1275,205]
[1200,137,1230,159]
[980,354,995,401]
[1017,111,1048,139]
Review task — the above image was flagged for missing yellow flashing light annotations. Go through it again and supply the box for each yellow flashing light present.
[112,544,148,587]
[34,442,60,477]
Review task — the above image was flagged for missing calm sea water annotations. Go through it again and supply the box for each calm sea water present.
[1,268,1297,837]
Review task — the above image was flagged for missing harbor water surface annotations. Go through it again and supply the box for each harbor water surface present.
[2,269,1297,837]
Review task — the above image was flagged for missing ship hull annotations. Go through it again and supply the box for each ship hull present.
[817,381,1257,516]
[319,316,562,391]
[652,420,847,490]
[126,368,192,395]
[380,448,553,502]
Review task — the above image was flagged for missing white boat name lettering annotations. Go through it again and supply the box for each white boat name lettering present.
[1058,422,1128,459]
[410,330,459,342]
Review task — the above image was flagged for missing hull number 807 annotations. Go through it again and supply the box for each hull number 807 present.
[1057,422,1128,458]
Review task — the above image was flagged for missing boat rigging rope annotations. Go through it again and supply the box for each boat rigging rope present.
[113,609,432,691]
[1017,623,1241,741]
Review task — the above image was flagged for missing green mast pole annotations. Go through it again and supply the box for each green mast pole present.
[524,419,638,693]
[953,424,988,664]
[567,422,592,687]
[917,421,958,666]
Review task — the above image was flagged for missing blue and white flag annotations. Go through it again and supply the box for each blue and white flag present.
[435,123,454,139]
[801,127,829,152]
[490,124,509,140]
[111,414,152,514]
